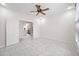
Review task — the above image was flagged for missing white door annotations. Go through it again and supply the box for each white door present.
[6,19,19,46]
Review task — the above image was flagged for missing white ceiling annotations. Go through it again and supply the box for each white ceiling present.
[0,3,75,19]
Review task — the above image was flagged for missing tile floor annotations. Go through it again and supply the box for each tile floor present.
[0,37,78,56]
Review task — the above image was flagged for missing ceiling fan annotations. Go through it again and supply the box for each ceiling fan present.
[30,4,49,16]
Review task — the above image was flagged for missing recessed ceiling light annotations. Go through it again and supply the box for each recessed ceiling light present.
[1,3,6,6]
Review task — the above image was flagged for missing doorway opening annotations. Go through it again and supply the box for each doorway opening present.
[19,20,33,41]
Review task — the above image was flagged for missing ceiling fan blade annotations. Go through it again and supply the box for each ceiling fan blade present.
[36,12,39,16]
[30,11,37,13]
[40,12,46,15]
[42,8,49,11]
[75,3,77,7]
[35,5,41,9]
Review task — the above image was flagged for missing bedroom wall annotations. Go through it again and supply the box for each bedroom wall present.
[0,6,6,48]
[76,3,79,54]
[39,9,75,43]
[0,5,20,47]
[0,5,26,47]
